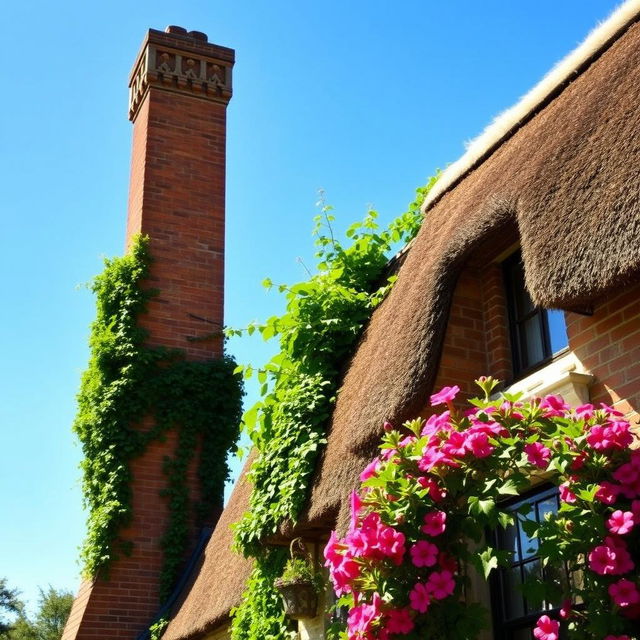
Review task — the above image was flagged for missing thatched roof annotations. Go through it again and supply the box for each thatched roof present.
[164,3,640,637]
[304,4,640,534]
[163,458,254,640]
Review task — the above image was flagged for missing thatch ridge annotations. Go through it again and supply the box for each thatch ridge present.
[422,0,640,213]
[163,457,254,640]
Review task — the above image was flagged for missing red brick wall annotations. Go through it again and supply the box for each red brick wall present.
[128,88,228,359]
[431,269,489,402]
[64,35,232,639]
[566,283,640,423]
[428,262,640,426]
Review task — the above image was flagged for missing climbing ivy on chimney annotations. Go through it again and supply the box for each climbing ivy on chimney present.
[73,235,243,601]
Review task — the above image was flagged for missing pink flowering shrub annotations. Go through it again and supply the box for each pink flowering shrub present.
[324,378,640,640]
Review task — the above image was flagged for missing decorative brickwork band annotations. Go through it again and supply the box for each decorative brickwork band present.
[129,27,234,121]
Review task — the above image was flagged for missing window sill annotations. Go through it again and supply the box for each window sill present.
[502,352,594,406]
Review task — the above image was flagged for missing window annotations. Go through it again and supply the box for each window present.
[490,486,565,640]
[503,252,568,377]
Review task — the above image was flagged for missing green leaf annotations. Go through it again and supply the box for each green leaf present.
[497,479,520,496]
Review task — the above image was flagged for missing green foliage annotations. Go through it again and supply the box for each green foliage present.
[232,178,439,556]
[0,579,22,636]
[1,585,73,640]
[149,617,169,640]
[74,235,244,600]
[229,177,438,640]
[277,557,317,585]
[230,549,295,640]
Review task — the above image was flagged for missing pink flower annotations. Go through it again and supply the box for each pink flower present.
[416,476,447,502]
[574,403,594,420]
[421,511,447,536]
[425,570,455,600]
[418,446,459,472]
[376,524,406,564]
[347,592,382,638]
[524,442,552,469]
[349,491,362,532]
[324,530,344,568]
[430,385,460,407]
[606,536,635,573]
[595,481,620,505]
[609,579,640,607]
[613,463,639,486]
[441,431,468,458]
[410,541,438,567]
[607,510,635,536]
[586,422,633,451]
[588,544,617,575]
[438,552,458,574]
[330,554,360,595]
[540,394,570,417]
[421,411,451,437]
[386,608,414,635]
[359,459,380,482]
[589,538,634,575]
[409,582,430,613]
[465,431,494,458]
[559,482,577,504]
[533,615,559,640]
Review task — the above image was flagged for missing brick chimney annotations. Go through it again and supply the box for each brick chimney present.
[63,27,234,640]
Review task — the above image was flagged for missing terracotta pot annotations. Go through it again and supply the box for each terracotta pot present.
[274,578,318,620]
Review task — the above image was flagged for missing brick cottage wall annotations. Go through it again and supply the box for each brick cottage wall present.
[63,28,234,640]
[428,257,640,426]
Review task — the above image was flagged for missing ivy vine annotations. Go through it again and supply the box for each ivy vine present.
[229,176,438,639]
[73,235,244,601]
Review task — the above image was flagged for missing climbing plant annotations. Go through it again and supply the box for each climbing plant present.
[74,235,244,600]
[229,176,439,639]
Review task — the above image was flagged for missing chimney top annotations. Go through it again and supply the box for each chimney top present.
[128,28,234,121]
[164,25,209,42]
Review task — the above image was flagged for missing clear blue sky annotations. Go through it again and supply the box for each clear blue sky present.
[0,0,621,612]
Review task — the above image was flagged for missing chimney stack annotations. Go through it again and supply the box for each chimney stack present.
[63,28,234,640]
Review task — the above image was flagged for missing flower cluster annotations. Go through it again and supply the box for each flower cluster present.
[324,379,639,640]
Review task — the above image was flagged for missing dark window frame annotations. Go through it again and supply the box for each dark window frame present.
[503,251,568,379]
[489,485,567,640]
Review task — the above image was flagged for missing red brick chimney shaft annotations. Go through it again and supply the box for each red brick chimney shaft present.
[127,28,234,359]
[62,28,234,640]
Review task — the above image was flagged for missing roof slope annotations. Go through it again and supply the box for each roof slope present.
[305,7,640,534]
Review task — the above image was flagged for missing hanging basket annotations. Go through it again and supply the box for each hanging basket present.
[274,577,319,620]
[274,538,320,620]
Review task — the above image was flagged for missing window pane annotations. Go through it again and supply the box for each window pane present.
[537,495,558,521]
[499,522,521,562]
[523,560,543,613]
[503,566,525,620]
[521,315,545,368]
[547,309,568,354]
[517,511,539,558]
